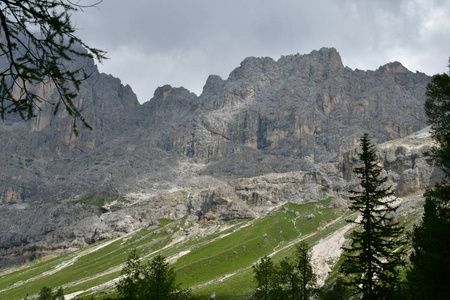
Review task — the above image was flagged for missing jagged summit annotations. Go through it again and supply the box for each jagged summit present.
[226,47,344,83]
[202,75,226,95]
[280,47,344,68]
[377,61,410,74]
[152,84,195,100]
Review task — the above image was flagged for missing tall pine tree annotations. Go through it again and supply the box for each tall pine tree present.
[252,256,278,299]
[296,242,316,300]
[342,133,405,300]
[408,71,450,299]
[276,242,316,300]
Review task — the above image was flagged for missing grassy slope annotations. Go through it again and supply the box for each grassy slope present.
[0,198,356,299]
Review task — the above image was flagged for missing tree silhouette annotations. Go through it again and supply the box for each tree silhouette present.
[423,73,450,176]
[277,257,299,299]
[38,286,53,300]
[252,243,316,300]
[117,249,142,300]
[408,71,450,299]
[296,242,315,300]
[141,255,190,300]
[342,133,405,299]
[37,286,64,300]
[252,256,277,299]
[117,250,191,300]
[0,0,106,133]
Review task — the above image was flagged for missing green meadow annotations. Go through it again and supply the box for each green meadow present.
[0,198,352,299]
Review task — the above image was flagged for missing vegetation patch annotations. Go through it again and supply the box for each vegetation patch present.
[0,201,348,299]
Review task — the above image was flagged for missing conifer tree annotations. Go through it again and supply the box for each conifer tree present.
[252,256,278,299]
[53,287,64,300]
[408,71,450,299]
[342,133,405,299]
[38,286,53,300]
[117,250,191,300]
[423,72,450,176]
[277,257,299,299]
[37,286,64,300]
[253,243,316,299]
[296,242,316,300]
[117,249,142,300]
[275,242,315,300]
[141,255,191,300]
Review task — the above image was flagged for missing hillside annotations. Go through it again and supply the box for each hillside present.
[3,198,343,299]
[0,190,426,299]
[0,47,433,269]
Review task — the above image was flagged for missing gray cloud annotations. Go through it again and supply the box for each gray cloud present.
[72,0,450,102]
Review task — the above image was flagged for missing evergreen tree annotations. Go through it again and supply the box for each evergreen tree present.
[408,71,450,299]
[408,185,450,299]
[36,286,64,300]
[423,73,450,176]
[342,133,405,299]
[277,257,299,299]
[116,250,191,300]
[295,242,315,300]
[141,255,191,300]
[38,286,53,300]
[252,256,279,300]
[253,243,316,299]
[321,278,348,300]
[117,249,142,300]
[53,287,65,300]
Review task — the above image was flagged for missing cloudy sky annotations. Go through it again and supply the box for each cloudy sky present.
[72,0,450,103]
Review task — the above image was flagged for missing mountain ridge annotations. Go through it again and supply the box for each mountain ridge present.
[0,47,433,268]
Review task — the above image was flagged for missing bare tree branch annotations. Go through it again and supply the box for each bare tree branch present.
[0,0,107,134]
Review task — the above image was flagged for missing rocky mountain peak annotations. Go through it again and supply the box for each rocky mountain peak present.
[153,84,175,99]
[275,47,344,77]
[152,84,196,101]
[308,47,343,66]
[378,61,410,74]
[227,47,344,84]
[227,56,278,82]
[201,75,226,96]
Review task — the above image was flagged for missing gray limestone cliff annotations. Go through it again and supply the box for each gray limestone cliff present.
[0,47,433,268]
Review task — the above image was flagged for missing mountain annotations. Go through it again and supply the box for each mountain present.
[0,47,433,269]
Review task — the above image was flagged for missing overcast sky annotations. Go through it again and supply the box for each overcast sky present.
[72,0,450,103]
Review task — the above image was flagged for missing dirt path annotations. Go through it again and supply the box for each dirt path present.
[311,222,355,287]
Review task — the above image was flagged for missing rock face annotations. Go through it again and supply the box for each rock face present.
[0,47,433,268]
[149,49,428,169]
